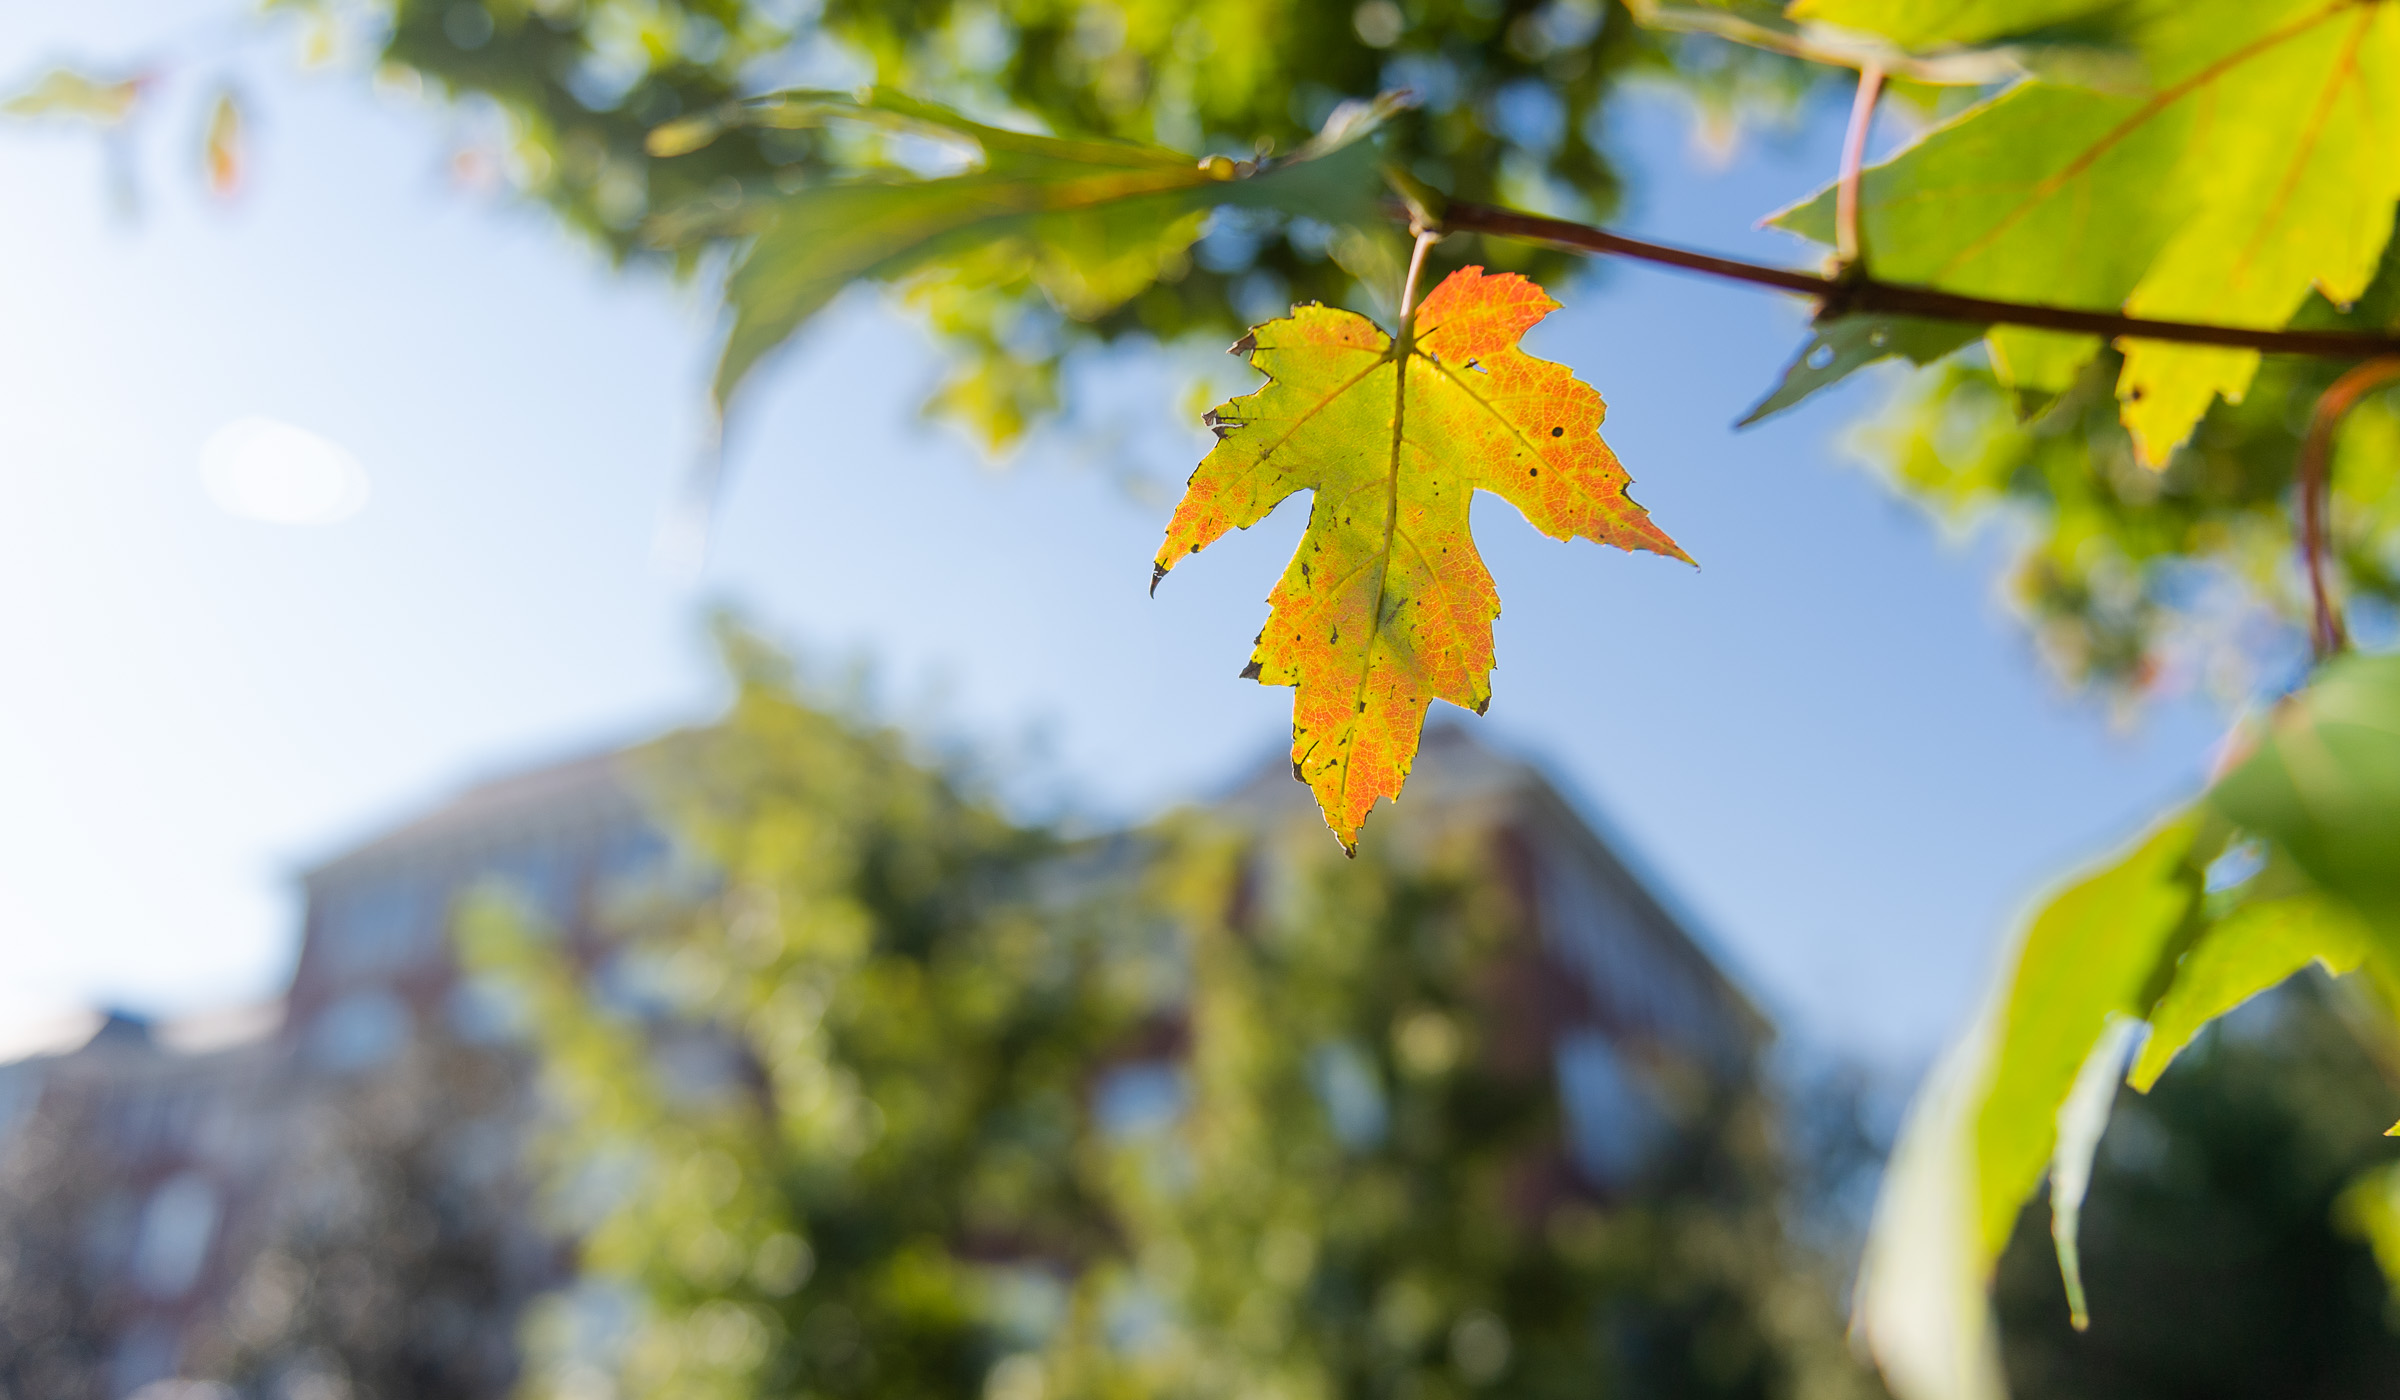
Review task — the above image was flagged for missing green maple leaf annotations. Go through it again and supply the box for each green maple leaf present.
[1775,0,2400,463]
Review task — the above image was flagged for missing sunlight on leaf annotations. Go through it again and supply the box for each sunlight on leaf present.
[1153,267,1687,850]
[2048,1015,2142,1332]
[2,67,143,126]
[2336,1162,2400,1303]
[1773,0,2400,463]
[2127,891,2371,1092]
[1787,0,2123,52]
[203,89,243,199]
[1855,811,2209,1400]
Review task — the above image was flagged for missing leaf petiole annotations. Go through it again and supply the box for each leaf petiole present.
[2297,357,2400,658]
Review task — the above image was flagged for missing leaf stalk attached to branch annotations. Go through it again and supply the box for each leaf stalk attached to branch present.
[1833,62,1884,270]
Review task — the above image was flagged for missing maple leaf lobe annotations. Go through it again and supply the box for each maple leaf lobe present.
[1153,266,1685,849]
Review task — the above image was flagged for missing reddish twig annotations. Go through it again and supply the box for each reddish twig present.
[2295,357,2400,657]
[1432,202,2400,361]
[1397,227,1438,326]
[1834,63,1884,269]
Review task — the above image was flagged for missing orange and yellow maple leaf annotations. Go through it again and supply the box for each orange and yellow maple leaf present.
[1152,266,1689,851]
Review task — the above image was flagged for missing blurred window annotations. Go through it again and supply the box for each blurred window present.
[488,840,575,927]
[127,1382,236,1400]
[1540,853,1719,1055]
[1555,1030,1670,1187]
[322,876,436,978]
[108,1322,180,1399]
[447,974,530,1045]
[131,1172,218,1298]
[1093,1062,1187,1138]
[651,1029,748,1106]
[1308,1040,1390,1151]
[306,989,411,1073]
[597,822,673,902]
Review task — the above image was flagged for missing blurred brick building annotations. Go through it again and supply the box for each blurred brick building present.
[0,725,1764,1398]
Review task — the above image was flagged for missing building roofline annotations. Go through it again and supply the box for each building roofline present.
[1205,719,1773,1043]
[298,740,655,887]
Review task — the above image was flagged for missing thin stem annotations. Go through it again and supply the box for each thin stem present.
[1834,63,1884,268]
[1397,228,1439,329]
[2295,357,2400,658]
[1432,201,2400,361]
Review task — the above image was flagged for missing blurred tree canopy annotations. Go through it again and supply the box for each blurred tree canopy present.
[324,0,2400,710]
[456,631,1878,1400]
[347,0,1809,447]
[302,0,2398,704]
[0,0,2304,710]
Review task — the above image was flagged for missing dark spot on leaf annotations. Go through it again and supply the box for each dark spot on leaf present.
[1474,696,1489,716]
[1550,426,1563,437]
[1240,660,1263,679]
[1528,467,1538,476]
[1291,761,1305,783]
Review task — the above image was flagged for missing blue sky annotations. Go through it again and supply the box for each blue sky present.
[0,3,2226,1065]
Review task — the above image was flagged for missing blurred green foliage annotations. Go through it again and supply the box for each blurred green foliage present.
[1749,0,2400,706]
[1851,653,2400,1400]
[1851,247,2400,703]
[342,0,2400,699]
[1992,973,2400,1400]
[460,629,1880,1400]
[349,0,1811,448]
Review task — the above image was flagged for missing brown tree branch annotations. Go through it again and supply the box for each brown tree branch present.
[1434,201,2400,361]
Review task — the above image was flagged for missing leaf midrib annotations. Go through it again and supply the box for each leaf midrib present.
[1333,336,1413,831]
